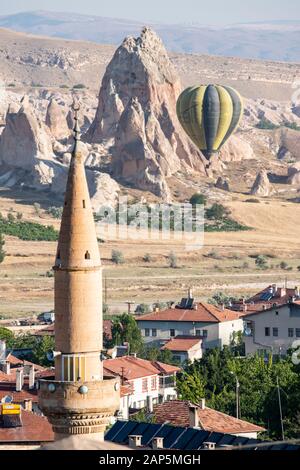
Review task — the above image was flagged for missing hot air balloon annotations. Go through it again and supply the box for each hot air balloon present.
[176,84,243,160]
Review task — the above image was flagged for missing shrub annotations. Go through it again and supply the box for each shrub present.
[256,118,279,130]
[0,219,58,241]
[255,255,268,270]
[7,213,15,222]
[168,251,178,268]
[16,212,23,220]
[111,249,125,265]
[245,198,260,203]
[143,253,152,263]
[279,261,289,270]
[73,83,86,89]
[206,203,230,220]
[47,206,63,219]
[190,193,207,206]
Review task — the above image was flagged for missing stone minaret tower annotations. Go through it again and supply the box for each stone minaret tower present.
[38,103,120,442]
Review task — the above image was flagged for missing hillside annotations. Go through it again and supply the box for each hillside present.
[0,10,300,62]
[0,27,299,101]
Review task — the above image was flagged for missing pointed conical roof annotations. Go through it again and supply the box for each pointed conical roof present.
[55,103,100,269]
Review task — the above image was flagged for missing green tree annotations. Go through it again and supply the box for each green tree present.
[176,368,206,402]
[31,336,55,367]
[0,327,14,346]
[255,255,268,270]
[189,193,207,206]
[111,314,143,354]
[135,303,151,315]
[206,203,230,220]
[0,232,5,263]
[111,249,125,265]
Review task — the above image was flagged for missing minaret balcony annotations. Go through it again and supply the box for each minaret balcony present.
[38,377,120,436]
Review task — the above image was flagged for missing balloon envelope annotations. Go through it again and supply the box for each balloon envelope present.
[176,84,243,160]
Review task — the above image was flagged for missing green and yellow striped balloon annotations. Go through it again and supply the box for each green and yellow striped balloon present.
[176,84,243,160]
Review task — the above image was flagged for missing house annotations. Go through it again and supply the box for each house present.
[231,284,300,314]
[105,420,297,450]
[153,399,265,439]
[242,301,300,356]
[103,355,180,418]
[135,297,243,350]
[0,407,54,449]
[160,336,203,364]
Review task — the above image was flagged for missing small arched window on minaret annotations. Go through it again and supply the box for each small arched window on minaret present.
[85,251,91,260]
[82,200,86,208]
[55,250,61,267]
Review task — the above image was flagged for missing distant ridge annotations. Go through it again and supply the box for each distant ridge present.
[0,10,300,61]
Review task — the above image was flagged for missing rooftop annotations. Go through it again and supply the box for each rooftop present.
[153,400,265,434]
[0,409,54,444]
[136,302,241,323]
[103,356,180,381]
[161,336,202,352]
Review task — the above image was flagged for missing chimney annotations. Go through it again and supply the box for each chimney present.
[202,442,216,450]
[278,287,286,298]
[24,399,32,412]
[146,395,153,413]
[188,287,193,299]
[0,360,10,375]
[189,405,199,428]
[152,437,164,449]
[16,369,24,392]
[272,284,277,294]
[199,398,205,410]
[220,304,225,311]
[129,435,142,449]
[130,353,137,358]
[29,366,35,390]
[0,340,6,361]
[242,304,247,313]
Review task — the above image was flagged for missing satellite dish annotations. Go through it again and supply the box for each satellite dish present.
[244,327,252,337]
[1,395,13,403]
[46,350,61,362]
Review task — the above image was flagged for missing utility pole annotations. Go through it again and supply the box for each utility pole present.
[277,376,285,441]
[230,372,240,419]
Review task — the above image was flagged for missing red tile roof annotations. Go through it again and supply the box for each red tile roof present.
[0,383,38,403]
[136,302,241,323]
[161,336,202,352]
[103,356,180,381]
[0,410,54,443]
[154,400,265,434]
[233,286,300,314]
[6,354,45,371]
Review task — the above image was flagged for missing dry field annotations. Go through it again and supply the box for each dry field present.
[0,188,300,319]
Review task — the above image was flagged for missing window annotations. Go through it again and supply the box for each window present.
[170,329,175,337]
[275,311,279,316]
[152,329,157,337]
[265,327,270,337]
[82,200,86,208]
[85,251,91,260]
[195,329,201,337]
[273,328,278,337]
[288,328,294,338]
[61,355,86,382]
[296,329,300,338]
[151,376,157,390]
[142,378,148,393]
[145,328,150,337]
[202,330,208,338]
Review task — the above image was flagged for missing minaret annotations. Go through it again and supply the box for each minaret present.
[38,103,120,442]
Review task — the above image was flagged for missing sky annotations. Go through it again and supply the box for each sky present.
[1,0,300,25]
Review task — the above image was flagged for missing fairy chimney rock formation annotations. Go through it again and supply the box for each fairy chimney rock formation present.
[250,169,275,197]
[86,27,205,198]
[46,99,70,141]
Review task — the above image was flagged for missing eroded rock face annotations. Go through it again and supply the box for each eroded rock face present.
[215,177,230,191]
[86,27,205,198]
[45,99,70,141]
[0,97,53,170]
[250,169,275,197]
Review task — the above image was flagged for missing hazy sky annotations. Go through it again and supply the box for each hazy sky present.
[1,0,299,25]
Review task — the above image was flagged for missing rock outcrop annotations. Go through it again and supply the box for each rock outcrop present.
[0,97,53,170]
[45,99,70,141]
[250,170,275,197]
[86,27,206,198]
[215,177,230,191]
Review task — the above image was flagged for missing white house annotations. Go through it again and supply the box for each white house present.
[243,301,300,356]
[103,356,180,420]
[160,336,203,364]
[135,300,243,350]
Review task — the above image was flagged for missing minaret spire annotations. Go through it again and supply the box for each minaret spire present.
[38,102,120,443]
